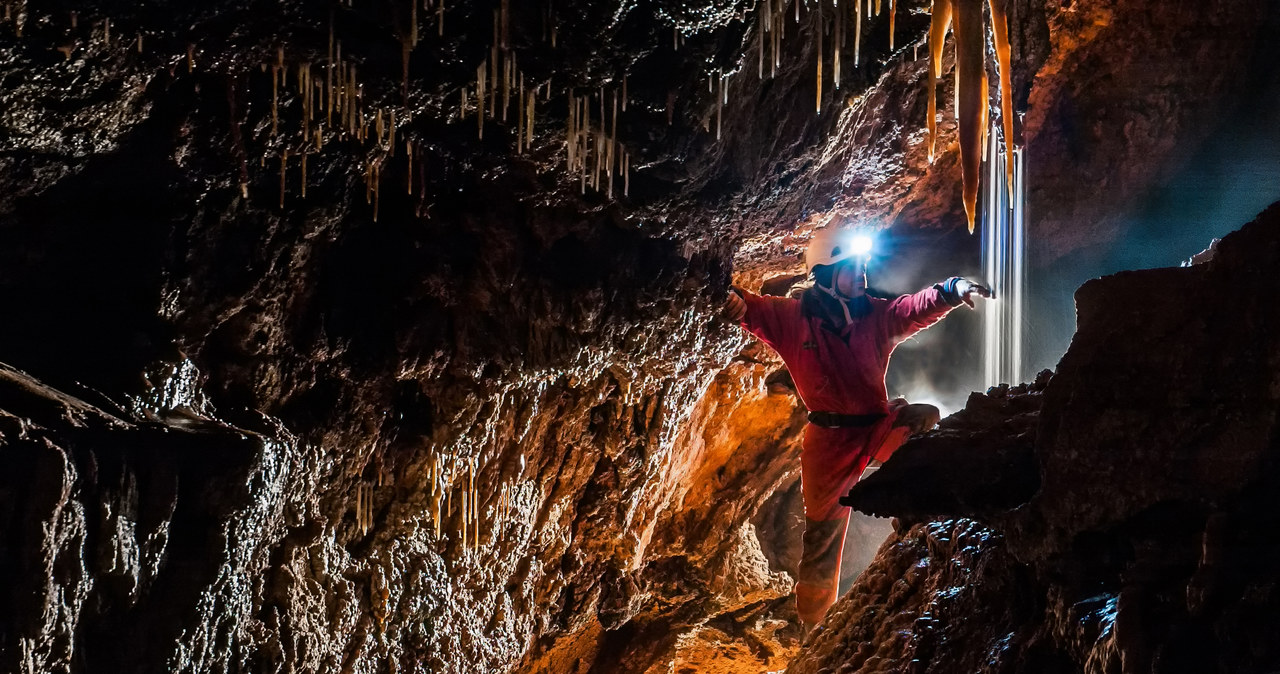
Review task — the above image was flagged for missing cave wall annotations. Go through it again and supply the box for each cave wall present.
[0,0,1275,672]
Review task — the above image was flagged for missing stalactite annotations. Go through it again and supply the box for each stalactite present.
[716,74,723,139]
[187,43,195,72]
[816,0,823,114]
[438,0,444,36]
[526,90,535,147]
[759,12,765,80]
[301,152,307,198]
[136,33,142,53]
[460,489,468,550]
[855,0,862,67]
[102,17,109,44]
[70,11,76,29]
[989,0,1015,201]
[477,61,486,138]
[517,74,525,153]
[389,110,396,156]
[356,483,363,535]
[407,140,413,194]
[926,0,952,163]
[279,149,288,209]
[461,86,467,119]
[411,0,419,47]
[835,0,842,90]
[890,0,897,49]
[271,66,279,136]
[953,0,984,232]
[376,108,384,144]
[373,161,381,222]
[624,150,629,197]
[566,94,575,168]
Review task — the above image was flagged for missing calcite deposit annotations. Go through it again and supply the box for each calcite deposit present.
[0,0,1275,672]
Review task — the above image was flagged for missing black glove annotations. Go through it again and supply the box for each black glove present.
[936,277,993,308]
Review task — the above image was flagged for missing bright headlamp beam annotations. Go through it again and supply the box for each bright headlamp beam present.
[850,234,874,256]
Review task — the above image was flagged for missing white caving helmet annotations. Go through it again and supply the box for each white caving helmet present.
[804,228,873,275]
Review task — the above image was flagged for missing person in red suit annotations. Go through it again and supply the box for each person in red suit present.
[723,228,991,632]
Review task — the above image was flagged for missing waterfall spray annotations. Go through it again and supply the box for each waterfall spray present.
[982,120,1025,388]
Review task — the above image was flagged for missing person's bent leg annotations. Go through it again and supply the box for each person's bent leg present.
[891,403,941,435]
[796,425,872,628]
[796,512,851,627]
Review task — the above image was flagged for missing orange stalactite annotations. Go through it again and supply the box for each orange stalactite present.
[952,0,985,232]
[890,0,896,49]
[989,0,1016,201]
[926,0,951,164]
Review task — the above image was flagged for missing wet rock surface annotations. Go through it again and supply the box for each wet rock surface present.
[800,204,1280,673]
[0,0,1275,672]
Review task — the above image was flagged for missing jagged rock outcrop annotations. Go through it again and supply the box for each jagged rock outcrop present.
[793,204,1280,673]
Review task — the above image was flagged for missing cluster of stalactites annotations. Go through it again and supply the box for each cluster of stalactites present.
[566,85,631,199]
[926,0,1015,232]
[426,453,515,557]
[253,11,424,222]
[756,0,899,114]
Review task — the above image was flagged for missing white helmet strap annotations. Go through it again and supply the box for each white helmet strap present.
[815,282,855,325]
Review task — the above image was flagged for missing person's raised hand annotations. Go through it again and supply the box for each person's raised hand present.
[956,279,993,308]
[722,290,747,321]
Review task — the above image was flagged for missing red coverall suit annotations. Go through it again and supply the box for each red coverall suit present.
[737,283,958,625]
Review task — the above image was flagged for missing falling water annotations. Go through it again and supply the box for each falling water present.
[981,123,1026,388]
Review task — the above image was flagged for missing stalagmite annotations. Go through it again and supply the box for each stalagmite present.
[926,0,952,162]
[953,0,984,232]
[989,0,1015,200]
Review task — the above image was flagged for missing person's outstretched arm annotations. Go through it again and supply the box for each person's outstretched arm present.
[722,286,794,352]
[883,277,992,343]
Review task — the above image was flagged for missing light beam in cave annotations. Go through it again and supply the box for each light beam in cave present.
[982,119,1026,388]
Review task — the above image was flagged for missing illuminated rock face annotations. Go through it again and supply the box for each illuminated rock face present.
[0,0,1274,673]
[797,204,1280,674]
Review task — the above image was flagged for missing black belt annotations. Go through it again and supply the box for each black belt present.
[806,411,885,428]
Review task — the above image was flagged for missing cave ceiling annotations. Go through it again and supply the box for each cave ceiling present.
[0,0,1274,673]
